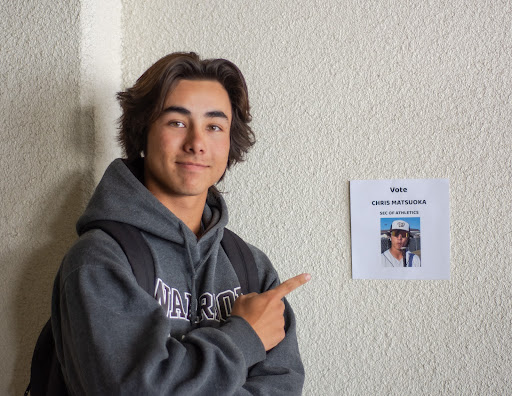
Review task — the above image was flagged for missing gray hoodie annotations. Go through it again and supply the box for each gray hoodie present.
[51,159,304,395]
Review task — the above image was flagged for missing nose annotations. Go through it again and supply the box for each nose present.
[183,124,205,154]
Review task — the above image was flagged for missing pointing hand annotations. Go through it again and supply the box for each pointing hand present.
[231,273,311,351]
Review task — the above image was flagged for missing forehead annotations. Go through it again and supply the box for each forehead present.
[163,79,231,113]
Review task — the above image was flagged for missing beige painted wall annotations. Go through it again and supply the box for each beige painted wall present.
[1,1,89,394]
[1,0,121,394]
[3,0,511,394]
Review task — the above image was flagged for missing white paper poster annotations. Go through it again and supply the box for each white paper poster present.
[350,179,450,280]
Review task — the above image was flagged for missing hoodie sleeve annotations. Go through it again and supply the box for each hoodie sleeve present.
[52,231,266,396]
[237,245,305,396]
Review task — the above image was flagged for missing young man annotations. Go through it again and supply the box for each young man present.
[381,219,421,267]
[51,53,310,395]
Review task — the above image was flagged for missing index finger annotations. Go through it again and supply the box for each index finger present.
[270,273,311,299]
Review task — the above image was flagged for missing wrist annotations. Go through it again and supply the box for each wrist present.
[221,316,266,368]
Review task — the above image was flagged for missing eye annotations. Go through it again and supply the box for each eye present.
[207,124,222,132]
[167,120,186,128]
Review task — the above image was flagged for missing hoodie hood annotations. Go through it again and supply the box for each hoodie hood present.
[76,158,229,248]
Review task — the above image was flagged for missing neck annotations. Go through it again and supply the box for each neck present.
[150,190,207,237]
[390,247,405,260]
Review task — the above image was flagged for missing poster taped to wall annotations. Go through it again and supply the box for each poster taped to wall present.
[349,179,450,280]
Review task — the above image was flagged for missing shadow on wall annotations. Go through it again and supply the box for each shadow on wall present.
[7,108,96,395]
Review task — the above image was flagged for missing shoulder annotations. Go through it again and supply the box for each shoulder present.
[382,250,395,267]
[60,229,131,282]
[410,252,421,266]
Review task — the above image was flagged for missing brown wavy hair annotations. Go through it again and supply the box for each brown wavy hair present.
[117,52,255,178]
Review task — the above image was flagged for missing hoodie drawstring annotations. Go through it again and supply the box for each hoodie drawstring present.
[179,224,223,326]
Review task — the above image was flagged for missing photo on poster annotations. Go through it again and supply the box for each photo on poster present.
[380,217,421,268]
[350,178,450,280]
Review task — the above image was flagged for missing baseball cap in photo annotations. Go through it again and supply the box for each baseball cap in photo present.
[391,220,410,232]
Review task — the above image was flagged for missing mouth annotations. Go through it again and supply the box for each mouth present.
[176,161,209,170]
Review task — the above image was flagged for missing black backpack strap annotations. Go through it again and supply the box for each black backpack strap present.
[27,319,68,396]
[81,220,155,295]
[221,228,259,294]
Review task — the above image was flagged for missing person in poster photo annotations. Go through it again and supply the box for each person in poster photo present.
[381,219,421,267]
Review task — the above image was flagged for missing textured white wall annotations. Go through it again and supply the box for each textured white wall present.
[121,1,512,394]
[1,0,121,394]
[1,1,85,394]
[80,0,123,181]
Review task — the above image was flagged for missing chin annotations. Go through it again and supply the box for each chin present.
[175,186,210,197]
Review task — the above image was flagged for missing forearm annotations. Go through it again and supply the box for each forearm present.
[239,299,305,396]
[237,245,305,395]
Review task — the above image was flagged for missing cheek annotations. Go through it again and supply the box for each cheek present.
[158,131,175,148]
[146,128,159,153]
[148,130,176,155]
[215,137,231,161]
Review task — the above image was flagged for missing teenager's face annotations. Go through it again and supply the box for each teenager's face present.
[144,79,231,203]
[390,230,408,252]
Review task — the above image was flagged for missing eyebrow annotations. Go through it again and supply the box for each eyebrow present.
[162,106,229,120]
[205,110,229,120]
